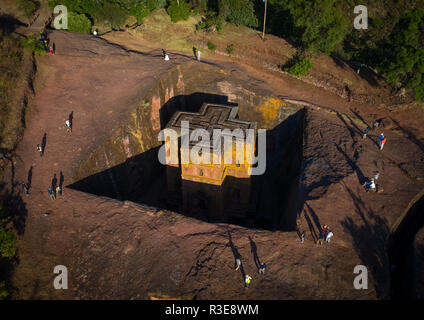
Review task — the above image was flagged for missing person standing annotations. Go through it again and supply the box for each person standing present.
[65,119,72,134]
[56,186,62,197]
[245,275,252,289]
[235,258,241,271]
[363,127,369,139]
[37,144,43,157]
[300,231,306,243]
[259,263,266,274]
[48,186,55,200]
[380,136,387,150]
[22,183,29,196]
[325,230,334,243]
[196,49,201,61]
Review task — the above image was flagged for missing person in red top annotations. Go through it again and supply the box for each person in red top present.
[380,136,387,150]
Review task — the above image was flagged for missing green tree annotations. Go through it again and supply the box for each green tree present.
[48,0,100,19]
[218,0,258,27]
[167,0,191,23]
[269,0,348,54]
[126,0,158,23]
[382,8,424,101]
[68,12,92,33]
[96,2,128,29]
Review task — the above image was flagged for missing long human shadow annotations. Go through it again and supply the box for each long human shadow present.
[248,236,261,269]
[68,112,73,130]
[27,166,33,189]
[41,133,47,156]
[227,231,245,283]
[388,116,424,152]
[336,112,359,140]
[334,143,366,184]
[340,182,390,298]
[59,171,64,189]
[303,209,318,243]
[304,202,322,234]
[350,109,370,128]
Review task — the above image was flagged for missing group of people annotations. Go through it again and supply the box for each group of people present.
[162,47,201,62]
[40,30,55,55]
[362,119,387,150]
[317,225,333,245]
[234,259,266,289]
[26,117,71,199]
[47,184,62,200]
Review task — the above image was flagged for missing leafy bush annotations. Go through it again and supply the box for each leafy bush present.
[17,0,39,20]
[21,34,46,56]
[192,6,199,16]
[207,41,216,51]
[48,0,99,19]
[218,0,257,27]
[128,0,158,24]
[96,2,128,30]
[284,54,313,76]
[167,0,191,23]
[68,12,92,33]
[227,44,234,54]
[196,14,224,33]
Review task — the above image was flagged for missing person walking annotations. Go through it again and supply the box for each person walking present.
[65,119,72,134]
[363,178,376,192]
[259,263,266,274]
[37,144,43,157]
[380,136,387,150]
[245,275,252,289]
[22,183,29,196]
[325,230,334,243]
[56,186,62,197]
[300,231,306,243]
[235,258,241,271]
[48,186,56,200]
[363,127,369,139]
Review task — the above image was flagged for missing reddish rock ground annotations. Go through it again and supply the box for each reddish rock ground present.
[1,29,423,300]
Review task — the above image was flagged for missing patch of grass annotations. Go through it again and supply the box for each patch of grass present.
[21,34,46,56]
[284,54,313,76]
[227,44,234,55]
[207,41,216,51]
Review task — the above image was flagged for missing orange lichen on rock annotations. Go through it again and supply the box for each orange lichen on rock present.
[151,95,161,131]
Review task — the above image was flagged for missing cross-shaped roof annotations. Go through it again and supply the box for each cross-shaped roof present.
[165,103,257,148]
